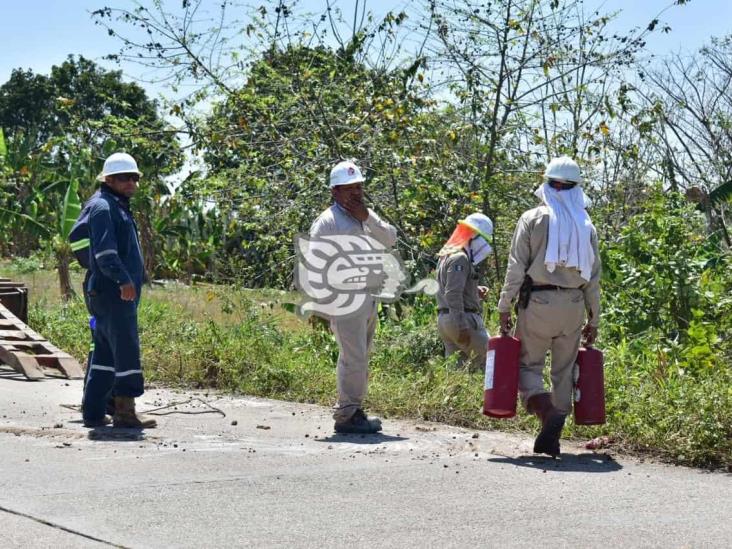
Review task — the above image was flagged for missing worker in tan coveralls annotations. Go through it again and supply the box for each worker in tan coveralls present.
[310,160,398,434]
[498,157,601,457]
[436,213,494,371]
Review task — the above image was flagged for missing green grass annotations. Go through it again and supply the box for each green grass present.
[3,262,730,470]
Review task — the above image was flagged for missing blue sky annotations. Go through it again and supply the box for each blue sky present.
[1,0,730,98]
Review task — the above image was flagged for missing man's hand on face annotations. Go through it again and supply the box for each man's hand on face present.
[120,283,137,301]
[344,196,369,222]
[333,183,369,221]
[478,286,489,300]
[499,311,513,336]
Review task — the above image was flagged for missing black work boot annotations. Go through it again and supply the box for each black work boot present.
[334,409,382,434]
[527,393,565,457]
[83,415,112,428]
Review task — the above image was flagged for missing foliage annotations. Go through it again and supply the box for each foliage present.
[602,190,725,339]
[187,44,498,286]
[2,1,731,468]
[0,56,183,290]
[18,271,728,469]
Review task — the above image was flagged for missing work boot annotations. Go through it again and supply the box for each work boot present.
[112,396,157,429]
[527,393,565,457]
[83,415,112,428]
[334,408,382,434]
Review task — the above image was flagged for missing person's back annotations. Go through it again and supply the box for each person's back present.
[497,157,601,457]
[502,205,600,293]
[435,213,494,371]
[435,251,482,315]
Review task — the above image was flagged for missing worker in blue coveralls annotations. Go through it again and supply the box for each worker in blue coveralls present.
[81,152,156,429]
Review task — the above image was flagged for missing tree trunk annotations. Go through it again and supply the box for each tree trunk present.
[57,250,75,301]
[136,209,157,283]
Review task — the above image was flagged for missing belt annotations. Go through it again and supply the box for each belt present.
[531,285,574,291]
[438,308,479,314]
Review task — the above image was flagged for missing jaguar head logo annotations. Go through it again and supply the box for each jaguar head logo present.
[294,233,408,319]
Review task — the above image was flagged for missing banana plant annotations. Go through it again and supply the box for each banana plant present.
[53,178,82,300]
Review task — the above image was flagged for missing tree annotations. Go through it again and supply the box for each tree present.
[420,0,655,279]
[634,38,732,246]
[0,56,184,291]
[194,44,441,286]
[0,56,158,157]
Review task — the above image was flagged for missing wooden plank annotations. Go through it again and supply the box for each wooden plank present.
[0,330,32,340]
[52,357,84,379]
[0,349,44,380]
[0,301,83,379]
[0,327,46,340]
[11,328,45,341]
[0,341,53,350]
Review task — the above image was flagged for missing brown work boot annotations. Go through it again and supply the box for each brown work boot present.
[112,396,157,429]
[527,393,565,457]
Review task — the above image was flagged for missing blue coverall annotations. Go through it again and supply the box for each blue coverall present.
[81,186,146,423]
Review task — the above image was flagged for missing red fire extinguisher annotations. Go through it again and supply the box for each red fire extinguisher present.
[483,335,521,418]
[573,346,605,425]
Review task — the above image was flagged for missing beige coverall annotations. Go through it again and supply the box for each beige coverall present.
[310,203,397,422]
[497,206,601,413]
[436,252,489,371]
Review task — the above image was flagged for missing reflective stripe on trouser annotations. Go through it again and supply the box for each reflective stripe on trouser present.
[82,308,144,422]
[330,301,377,422]
[437,312,488,371]
[515,288,585,414]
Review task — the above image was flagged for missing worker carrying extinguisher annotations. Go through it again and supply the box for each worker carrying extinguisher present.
[436,213,494,372]
[497,157,601,457]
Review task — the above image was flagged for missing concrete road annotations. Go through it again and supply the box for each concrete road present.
[0,368,729,549]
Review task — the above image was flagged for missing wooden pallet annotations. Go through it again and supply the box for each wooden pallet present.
[0,303,83,380]
[0,277,28,323]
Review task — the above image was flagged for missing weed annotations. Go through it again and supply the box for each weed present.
[8,263,732,469]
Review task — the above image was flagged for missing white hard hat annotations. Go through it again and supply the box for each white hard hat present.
[544,156,582,184]
[329,160,365,188]
[97,152,143,182]
[459,212,493,241]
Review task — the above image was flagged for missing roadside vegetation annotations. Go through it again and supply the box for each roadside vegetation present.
[4,200,730,471]
[0,1,730,469]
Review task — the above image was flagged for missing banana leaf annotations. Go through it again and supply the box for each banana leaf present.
[0,128,6,163]
[709,180,732,205]
[60,179,82,239]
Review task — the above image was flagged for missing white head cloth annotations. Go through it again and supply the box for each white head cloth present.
[534,182,595,281]
[467,236,492,266]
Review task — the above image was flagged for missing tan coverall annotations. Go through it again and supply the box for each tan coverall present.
[436,252,489,371]
[497,206,601,413]
[310,203,397,422]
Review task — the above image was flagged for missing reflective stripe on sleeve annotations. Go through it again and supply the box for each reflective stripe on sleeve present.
[95,249,119,259]
[70,238,90,252]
